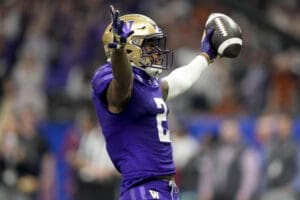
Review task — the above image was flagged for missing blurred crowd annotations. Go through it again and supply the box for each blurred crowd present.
[0,0,299,199]
[172,113,300,200]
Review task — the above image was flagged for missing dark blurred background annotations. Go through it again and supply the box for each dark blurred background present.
[0,0,299,200]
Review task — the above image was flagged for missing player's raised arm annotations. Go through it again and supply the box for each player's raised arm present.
[161,13,242,101]
[106,6,134,112]
[161,28,217,101]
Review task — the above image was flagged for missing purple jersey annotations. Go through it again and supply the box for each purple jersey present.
[91,64,176,194]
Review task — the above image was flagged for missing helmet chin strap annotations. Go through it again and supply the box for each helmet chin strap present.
[108,59,163,77]
[133,65,163,77]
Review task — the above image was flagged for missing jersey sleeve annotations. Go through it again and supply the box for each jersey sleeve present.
[91,64,113,96]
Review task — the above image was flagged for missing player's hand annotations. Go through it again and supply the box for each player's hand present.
[200,28,217,63]
[108,5,134,49]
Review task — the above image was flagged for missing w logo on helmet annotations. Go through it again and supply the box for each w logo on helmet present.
[122,20,134,33]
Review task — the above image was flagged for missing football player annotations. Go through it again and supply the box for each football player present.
[91,5,217,200]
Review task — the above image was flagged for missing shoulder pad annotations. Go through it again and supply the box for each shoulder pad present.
[91,64,113,95]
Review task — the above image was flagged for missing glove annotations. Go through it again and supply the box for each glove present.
[200,28,217,62]
[108,5,134,49]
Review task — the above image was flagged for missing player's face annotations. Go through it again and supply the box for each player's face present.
[142,38,165,66]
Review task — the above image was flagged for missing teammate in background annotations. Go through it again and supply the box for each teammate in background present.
[91,5,219,200]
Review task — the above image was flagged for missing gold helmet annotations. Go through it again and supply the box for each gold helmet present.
[102,14,172,71]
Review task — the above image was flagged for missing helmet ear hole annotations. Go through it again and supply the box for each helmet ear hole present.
[126,49,132,54]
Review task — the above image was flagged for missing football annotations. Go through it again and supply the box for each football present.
[205,13,243,58]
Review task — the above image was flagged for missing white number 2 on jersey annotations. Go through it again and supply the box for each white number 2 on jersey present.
[154,97,171,143]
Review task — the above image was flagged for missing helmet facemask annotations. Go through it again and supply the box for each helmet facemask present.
[139,35,173,71]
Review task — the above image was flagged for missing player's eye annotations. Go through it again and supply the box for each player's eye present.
[143,41,156,48]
